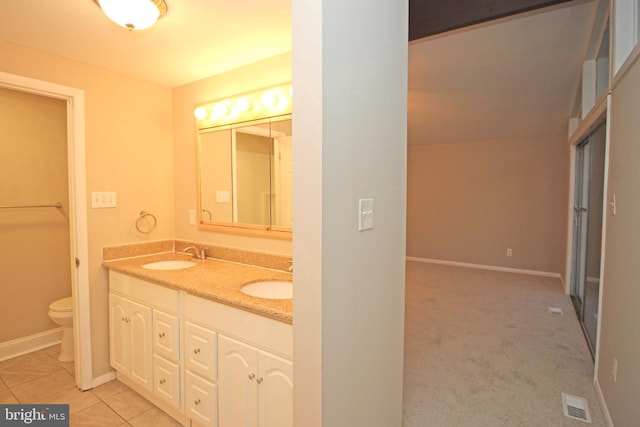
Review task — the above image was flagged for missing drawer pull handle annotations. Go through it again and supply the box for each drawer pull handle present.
[248,373,255,380]
[195,399,201,405]
[257,377,264,384]
[194,348,201,354]
[160,379,166,385]
[159,332,165,338]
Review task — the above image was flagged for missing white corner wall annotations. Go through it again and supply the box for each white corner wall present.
[292,0,408,425]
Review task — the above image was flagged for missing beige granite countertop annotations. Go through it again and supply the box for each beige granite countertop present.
[103,252,293,324]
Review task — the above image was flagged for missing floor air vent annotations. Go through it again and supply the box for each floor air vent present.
[548,306,564,316]
[562,393,591,423]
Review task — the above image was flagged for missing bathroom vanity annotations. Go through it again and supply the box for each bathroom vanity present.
[104,251,293,427]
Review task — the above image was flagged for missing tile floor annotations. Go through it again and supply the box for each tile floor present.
[0,345,181,426]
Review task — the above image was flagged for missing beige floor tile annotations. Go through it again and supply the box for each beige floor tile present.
[70,401,127,427]
[0,377,7,391]
[33,387,100,415]
[128,407,182,427]
[11,369,76,403]
[43,344,61,359]
[100,388,154,421]
[61,361,75,376]
[0,350,64,388]
[92,379,129,401]
[0,389,18,404]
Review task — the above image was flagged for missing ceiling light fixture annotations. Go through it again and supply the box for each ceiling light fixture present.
[95,0,168,31]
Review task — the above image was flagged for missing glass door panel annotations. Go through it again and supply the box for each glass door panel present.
[570,121,606,356]
[571,138,589,313]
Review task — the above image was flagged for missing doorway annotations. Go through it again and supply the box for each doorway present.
[570,121,606,356]
[0,71,92,390]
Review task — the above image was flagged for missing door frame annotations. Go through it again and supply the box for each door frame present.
[0,71,92,390]
[564,95,611,381]
[565,97,608,294]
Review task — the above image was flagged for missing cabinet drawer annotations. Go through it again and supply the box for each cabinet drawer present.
[153,309,180,362]
[109,271,179,312]
[186,371,218,427]
[185,293,292,357]
[153,355,181,409]
[185,321,218,382]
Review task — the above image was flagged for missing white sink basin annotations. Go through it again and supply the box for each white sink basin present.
[240,280,293,299]
[141,260,197,270]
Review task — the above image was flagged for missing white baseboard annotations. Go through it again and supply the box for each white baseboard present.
[92,370,117,389]
[406,256,562,279]
[594,379,614,427]
[0,328,63,362]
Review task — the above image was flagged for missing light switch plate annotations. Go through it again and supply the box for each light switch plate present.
[358,198,374,231]
[216,190,230,203]
[91,191,117,208]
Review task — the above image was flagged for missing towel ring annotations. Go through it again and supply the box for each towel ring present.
[136,210,157,233]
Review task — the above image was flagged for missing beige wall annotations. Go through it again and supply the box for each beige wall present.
[407,136,569,275]
[0,87,70,342]
[0,40,175,376]
[597,55,640,426]
[172,54,292,255]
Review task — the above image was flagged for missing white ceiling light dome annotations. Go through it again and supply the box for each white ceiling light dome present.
[97,0,167,31]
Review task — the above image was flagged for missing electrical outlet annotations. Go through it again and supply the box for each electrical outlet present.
[612,357,618,383]
[358,198,374,231]
[610,193,617,215]
[507,248,513,257]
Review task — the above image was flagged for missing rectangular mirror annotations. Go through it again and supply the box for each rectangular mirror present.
[197,115,292,238]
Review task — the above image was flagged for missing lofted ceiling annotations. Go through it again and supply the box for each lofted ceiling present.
[409,0,575,41]
[0,0,596,147]
[408,0,596,146]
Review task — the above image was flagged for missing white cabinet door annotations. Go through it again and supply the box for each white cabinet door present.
[257,350,293,427]
[186,371,218,427]
[153,354,181,409]
[185,321,218,382]
[218,335,258,427]
[108,293,152,392]
[109,294,128,373]
[128,299,153,391]
[153,309,180,362]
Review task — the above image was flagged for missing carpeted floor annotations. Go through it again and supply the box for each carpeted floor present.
[403,261,605,426]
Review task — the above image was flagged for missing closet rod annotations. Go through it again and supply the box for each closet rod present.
[0,202,63,209]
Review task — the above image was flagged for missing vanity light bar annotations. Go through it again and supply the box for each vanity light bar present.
[194,83,292,128]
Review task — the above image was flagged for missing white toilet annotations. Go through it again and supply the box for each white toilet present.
[48,296,74,362]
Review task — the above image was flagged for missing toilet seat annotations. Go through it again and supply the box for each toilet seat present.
[49,296,73,313]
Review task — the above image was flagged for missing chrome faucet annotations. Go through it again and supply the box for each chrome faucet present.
[183,246,207,260]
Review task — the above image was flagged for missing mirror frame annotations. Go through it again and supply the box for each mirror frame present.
[196,114,292,240]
